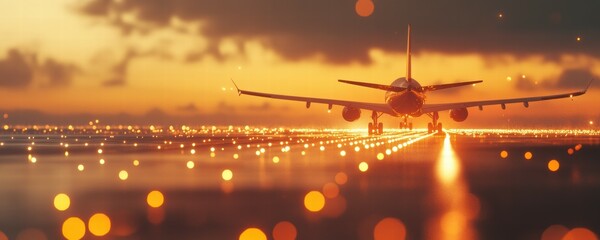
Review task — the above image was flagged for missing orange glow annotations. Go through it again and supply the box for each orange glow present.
[524,151,533,160]
[334,172,348,185]
[548,159,560,172]
[355,0,374,17]
[88,213,111,237]
[322,182,340,199]
[118,170,129,180]
[54,193,70,211]
[186,160,195,169]
[0,231,7,240]
[304,191,326,212]
[272,221,297,240]
[575,144,583,151]
[377,152,385,160]
[239,228,267,240]
[541,224,569,240]
[500,150,508,158]
[437,134,460,185]
[563,228,598,240]
[374,217,406,240]
[147,190,165,208]
[62,217,86,240]
[567,148,574,155]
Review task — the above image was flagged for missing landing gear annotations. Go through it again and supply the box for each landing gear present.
[427,111,443,134]
[368,111,384,135]
[399,115,413,130]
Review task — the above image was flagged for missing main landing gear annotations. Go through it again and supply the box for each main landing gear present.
[427,111,443,134]
[399,115,413,130]
[368,111,383,135]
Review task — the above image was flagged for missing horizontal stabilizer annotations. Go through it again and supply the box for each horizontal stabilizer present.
[338,79,406,92]
[422,80,483,91]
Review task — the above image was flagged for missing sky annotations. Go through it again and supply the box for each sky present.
[0,0,598,128]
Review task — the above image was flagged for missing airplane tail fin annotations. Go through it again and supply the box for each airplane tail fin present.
[406,24,411,83]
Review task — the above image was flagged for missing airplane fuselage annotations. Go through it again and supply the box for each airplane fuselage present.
[385,77,425,116]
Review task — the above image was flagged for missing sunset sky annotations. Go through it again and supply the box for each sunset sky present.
[0,0,598,128]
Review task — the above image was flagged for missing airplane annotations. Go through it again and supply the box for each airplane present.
[232,25,592,135]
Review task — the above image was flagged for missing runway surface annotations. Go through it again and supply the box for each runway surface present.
[0,126,599,240]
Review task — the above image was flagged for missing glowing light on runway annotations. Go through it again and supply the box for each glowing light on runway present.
[339,150,346,157]
[524,151,533,160]
[88,213,111,237]
[272,156,280,163]
[437,133,460,185]
[186,161,195,169]
[304,191,325,212]
[272,221,297,240]
[222,169,233,181]
[77,164,84,171]
[147,190,165,208]
[133,160,139,166]
[548,160,560,172]
[374,217,407,240]
[54,193,71,211]
[119,170,129,180]
[358,162,369,172]
[377,153,385,160]
[239,228,267,240]
[62,217,86,240]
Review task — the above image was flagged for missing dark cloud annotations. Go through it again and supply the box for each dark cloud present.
[512,68,598,91]
[177,103,199,112]
[80,0,600,64]
[103,50,136,87]
[0,49,78,88]
[0,49,33,88]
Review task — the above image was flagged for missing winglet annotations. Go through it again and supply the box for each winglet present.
[583,79,594,94]
[231,78,241,96]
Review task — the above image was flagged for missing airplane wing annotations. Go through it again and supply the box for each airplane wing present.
[421,81,592,114]
[232,81,398,116]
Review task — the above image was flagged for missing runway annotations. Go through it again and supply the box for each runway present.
[0,126,599,240]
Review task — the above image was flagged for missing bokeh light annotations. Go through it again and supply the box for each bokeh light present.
[562,228,598,240]
[54,193,71,211]
[322,182,340,199]
[147,190,165,208]
[222,169,233,181]
[358,161,369,172]
[374,217,407,240]
[186,160,195,169]
[272,221,297,240]
[541,224,569,240]
[119,170,129,180]
[88,213,111,237]
[524,151,533,160]
[335,172,348,185]
[304,191,325,212]
[355,0,374,17]
[0,231,7,240]
[377,153,385,160]
[548,160,560,172]
[500,150,508,158]
[239,228,267,240]
[62,217,86,240]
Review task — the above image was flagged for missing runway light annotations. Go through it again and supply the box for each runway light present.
[272,221,297,240]
[222,169,233,181]
[54,193,71,211]
[147,190,164,208]
[500,150,508,158]
[133,160,139,166]
[97,149,102,154]
[77,164,84,171]
[374,217,407,240]
[233,153,239,159]
[548,160,560,172]
[340,150,346,157]
[186,161,195,169]
[99,159,105,165]
[358,162,369,172]
[272,156,280,163]
[88,213,111,237]
[377,153,385,160]
[524,152,533,160]
[118,170,128,180]
[576,36,582,42]
[239,228,267,240]
[62,217,86,240]
[304,191,325,212]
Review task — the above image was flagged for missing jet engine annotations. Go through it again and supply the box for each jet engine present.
[449,108,468,122]
[342,106,361,122]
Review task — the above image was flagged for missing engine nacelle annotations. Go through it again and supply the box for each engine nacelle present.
[342,106,361,122]
[449,108,469,122]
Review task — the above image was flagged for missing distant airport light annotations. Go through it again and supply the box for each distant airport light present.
[377,153,385,160]
[54,193,71,211]
[576,36,582,42]
[524,152,533,160]
[304,191,326,212]
[272,156,280,163]
[62,217,86,240]
[133,160,139,166]
[77,164,84,171]
[99,159,105,165]
[222,169,233,181]
[548,160,560,172]
[186,161,195,169]
[500,150,508,158]
[590,120,594,125]
[339,150,346,157]
[358,162,369,172]
[239,228,267,240]
[118,170,128,180]
[498,13,503,18]
[88,213,111,237]
[147,190,164,208]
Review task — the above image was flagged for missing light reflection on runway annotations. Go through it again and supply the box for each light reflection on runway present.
[0,125,599,239]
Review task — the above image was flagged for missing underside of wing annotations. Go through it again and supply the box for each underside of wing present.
[422,83,591,114]
[422,80,483,91]
[237,89,398,116]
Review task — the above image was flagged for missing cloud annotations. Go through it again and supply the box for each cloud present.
[177,102,199,112]
[0,49,33,88]
[513,68,598,91]
[0,49,78,88]
[79,0,600,64]
[103,50,136,87]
